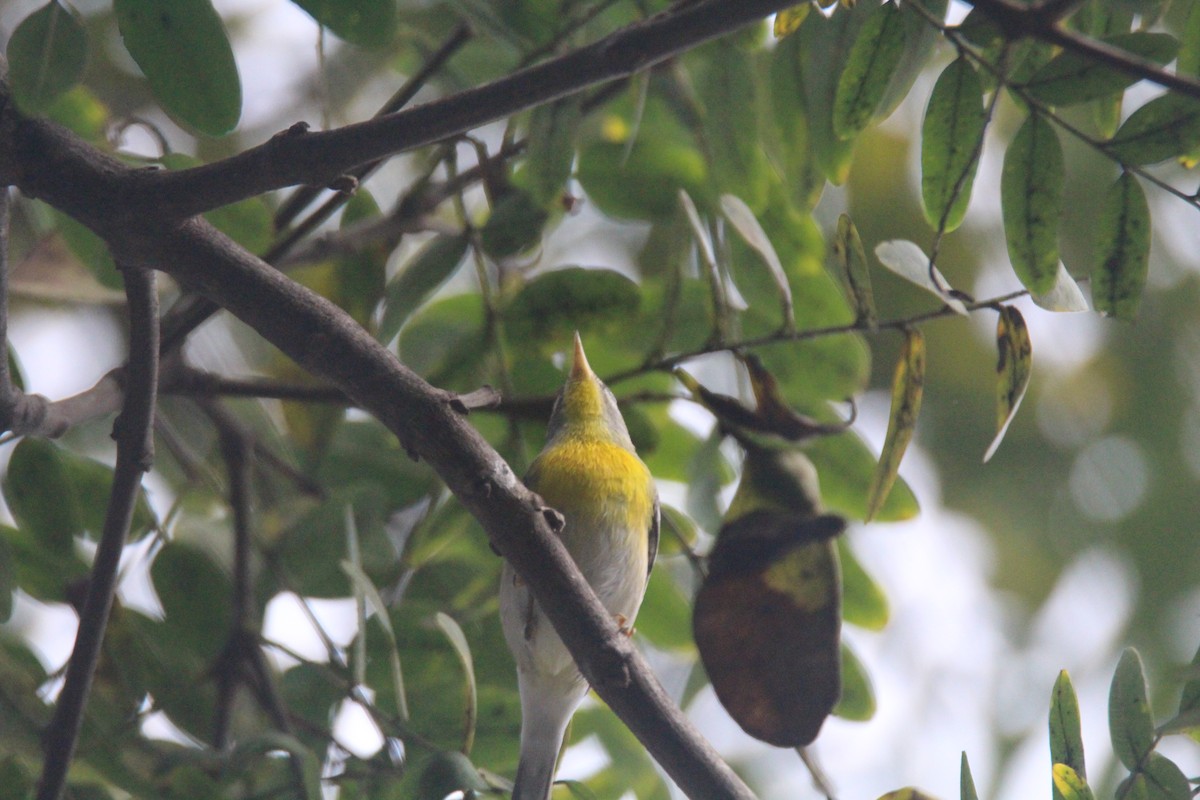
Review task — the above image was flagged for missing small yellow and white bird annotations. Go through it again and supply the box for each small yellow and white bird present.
[500,332,659,800]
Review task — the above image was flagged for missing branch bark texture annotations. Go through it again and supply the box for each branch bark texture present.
[0,3,788,795]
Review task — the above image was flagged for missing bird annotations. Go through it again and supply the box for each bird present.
[499,331,659,800]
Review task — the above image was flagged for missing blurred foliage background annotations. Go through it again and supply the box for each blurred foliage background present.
[1,0,1200,798]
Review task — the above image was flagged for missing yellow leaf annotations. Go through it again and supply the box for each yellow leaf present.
[774,5,810,38]
[866,328,925,520]
[983,305,1032,463]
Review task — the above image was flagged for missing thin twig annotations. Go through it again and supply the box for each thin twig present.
[967,0,1200,101]
[36,265,158,800]
[273,22,474,230]
[605,287,1033,386]
[209,402,254,749]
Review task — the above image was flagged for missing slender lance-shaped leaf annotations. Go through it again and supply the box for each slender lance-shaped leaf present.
[1092,172,1150,321]
[6,1,88,114]
[1107,94,1200,166]
[1109,648,1156,771]
[378,233,469,345]
[1053,764,1096,800]
[961,752,980,800]
[1021,33,1179,106]
[866,328,924,521]
[1178,3,1200,166]
[1002,113,1064,295]
[983,305,1032,463]
[515,98,581,206]
[433,612,478,756]
[114,0,242,136]
[341,556,409,721]
[833,1,907,140]
[1051,670,1087,800]
[922,56,985,233]
[874,240,967,314]
[834,214,876,325]
[720,194,794,331]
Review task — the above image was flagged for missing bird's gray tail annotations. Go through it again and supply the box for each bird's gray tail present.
[510,676,585,800]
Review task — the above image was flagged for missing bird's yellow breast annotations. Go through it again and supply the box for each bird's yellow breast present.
[528,437,654,541]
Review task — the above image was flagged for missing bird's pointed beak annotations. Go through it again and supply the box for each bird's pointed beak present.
[571,331,593,380]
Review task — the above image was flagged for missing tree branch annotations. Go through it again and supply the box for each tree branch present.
[3,88,756,800]
[47,0,798,222]
[967,0,1200,101]
[36,265,158,800]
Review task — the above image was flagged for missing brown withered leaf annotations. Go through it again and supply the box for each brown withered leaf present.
[694,510,845,747]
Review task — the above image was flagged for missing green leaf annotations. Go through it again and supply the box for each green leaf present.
[1140,752,1191,800]
[1053,763,1096,800]
[0,523,88,603]
[921,57,985,233]
[807,432,920,523]
[1022,33,1179,106]
[1109,648,1156,771]
[6,1,88,114]
[1106,93,1200,165]
[961,752,979,800]
[150,543,233,659]
[697,44,770,210]
[794,5,865,184]
[577,95,709,220]
[1002,114,1064,295]
[45,85,110,143]
[232,733,322,800]
[637,568,694,652]
[833,641,876,721]
[289,0,396,47]
[4,438,156,550]
[833,1,908,140]
[767,31,825,211]
[4,438,82,553]
[1092,172,1150,321]
[839,537,889,631]
[832,214,876,325]
[0,757,33,800]
[514,98,581,206]
[1180,1,1200,76]
[378,233,469,344]
[480,190,549,258]
[53,210,122,289]
[720,194,793,330]
[432,611,477,754]
[1159,641,1200,736]
[416,751,487,799]
[983,305,1032,463]
[874,240,967,314]
[1050,670,1087,800]
[686,428,731,533]
[114,0,242,136]
[867,328,924,520]
[505,267,640,347]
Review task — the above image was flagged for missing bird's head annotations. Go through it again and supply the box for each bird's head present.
[546,332,634,450]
